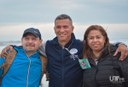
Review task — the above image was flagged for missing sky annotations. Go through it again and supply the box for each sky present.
[0,0,128,43]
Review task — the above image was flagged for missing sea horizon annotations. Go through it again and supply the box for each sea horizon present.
[0,38,128,47]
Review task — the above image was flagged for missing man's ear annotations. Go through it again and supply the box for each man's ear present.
[72,25,74,32]
[54,26,57,35]
[21,38,23,42]
[39,39,43,46]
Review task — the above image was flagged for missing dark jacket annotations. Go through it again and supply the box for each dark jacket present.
[83,45,128,87]
[46,33,83,87]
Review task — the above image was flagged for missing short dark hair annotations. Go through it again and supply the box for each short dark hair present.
[55,14,72,23]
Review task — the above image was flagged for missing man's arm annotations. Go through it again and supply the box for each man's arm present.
[1,43,128,61]
[114,43,128,61]
[0,58,5,76]
[39,44,47,58]
[0,45,13,58]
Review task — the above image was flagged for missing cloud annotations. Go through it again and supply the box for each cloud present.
[0,23,128,42]
[50,0,82,10]
[0,0,128,24]
[0,23,55,41]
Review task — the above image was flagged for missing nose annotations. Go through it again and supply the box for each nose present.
[93,38,98,42]
[28,39,33,43]
[59,27,65,32]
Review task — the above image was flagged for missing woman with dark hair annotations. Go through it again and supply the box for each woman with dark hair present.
[82,25,128,87]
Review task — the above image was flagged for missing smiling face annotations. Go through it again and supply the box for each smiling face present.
[54,19,74,44]
[87,30,105,53]
[22,33,42,52]
[83,25,110,58]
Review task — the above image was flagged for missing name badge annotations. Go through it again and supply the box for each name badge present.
[78,58,91,69]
